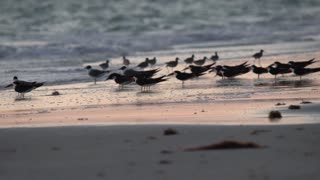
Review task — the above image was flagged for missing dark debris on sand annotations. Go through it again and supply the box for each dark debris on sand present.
[275,102,286,106]
[51,90,61,96]
[184,140,266,151]
[268,111,282,120]
[288,105,301,110]
[163,128,178,136]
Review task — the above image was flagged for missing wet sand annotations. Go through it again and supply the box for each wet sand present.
[0,48,320,179]
[1,124,320,180]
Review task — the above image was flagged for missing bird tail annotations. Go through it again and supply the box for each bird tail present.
[312,67,320,73]
[33,82,44,88]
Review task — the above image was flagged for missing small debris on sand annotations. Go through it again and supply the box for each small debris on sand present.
[159,160,172,165]
[160,150,173,154]
[163,128,178,136]
[301,101,312,104]
[147,136,157,140]
[268,111,282,120]
[51,90,61,96]
[275,102,286,106]
[250,129,271,135]
[184,140,265,151]
[288,105,301,110]
[77,118,88,121]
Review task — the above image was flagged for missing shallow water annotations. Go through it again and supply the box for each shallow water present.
[1,0,320,86]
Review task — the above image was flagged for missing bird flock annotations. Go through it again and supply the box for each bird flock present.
[5,50,320,98]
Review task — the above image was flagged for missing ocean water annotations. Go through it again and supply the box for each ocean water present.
[1,0,320,87]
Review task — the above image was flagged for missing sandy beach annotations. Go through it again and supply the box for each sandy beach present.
[1,124,320,180]
[1,47,320,179]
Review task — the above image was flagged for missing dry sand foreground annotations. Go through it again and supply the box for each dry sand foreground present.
[0,124,319,180]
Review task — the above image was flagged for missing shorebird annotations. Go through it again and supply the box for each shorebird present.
[288,58,317,69]
[273,61,291,69]
[251,65,268,79]
[136,58,149,69]
[185,63,215,77]
[292,66,320,81]
[85,65,109,84]
[193,56,207,66]
[267,65,292,80]
[165,57,179,71]
[210,52,219,61]
[252,49,264,66]
[216,66,251,79]
[123,56,130,66]
[106,73,134,89]
[119,66,160,78]
[168,71,203,87]
[147,57,157,66]
[6,76,44,99]
[211,62,250,79]
[133,75,167,92]
[184,54,195,65]
[99,60,110,70]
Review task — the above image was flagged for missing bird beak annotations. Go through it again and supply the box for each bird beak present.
[5,84,13,88]
[182,67,189,71]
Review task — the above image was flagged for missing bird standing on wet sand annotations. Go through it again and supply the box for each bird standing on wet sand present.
[292,66,320,81]
[251,65,268,79]
[165,57,179,71]
[123,56,130,66]
[193,56,207,66]
[85,65,109,84]
[267,65,292,80]
[210,52,219,61]
[184,54,195,65]
[147,57,157,66]
[185,63,215,77]
[5,76,44,99]
[133,75,167,92]
[106,73,134,89]
[169,71,204,87]
[253,49,264,66]
[99,60,110,70]
[119,66,160,79]
[137,58,149,69]
[288,58,317,69]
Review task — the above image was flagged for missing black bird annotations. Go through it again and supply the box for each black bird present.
[210,52,219,61]
[184,54,195,64]
[134,75,167,92]
[165,57,179,70]
[7,78,44,99]
[137,58,149,69]
[288,58,317,69]
[99,60,110,70]
[168,71,203,87]
[106,73,134,89]
[85,65,109,84]
[193,56,207,66]
[123,56,130,66]
[186,63,215,77]
[251,65,268,79]
[217,66,251,78]
[292,67,320,80]
[212,62,250,78]
[253,49,264,66]
[267,65,292,80]
[147,57,157,66]
[120,66,160,79]
[273,61,291,69]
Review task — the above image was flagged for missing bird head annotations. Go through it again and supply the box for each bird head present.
[13,76,18,80]
[85,65,92,70]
